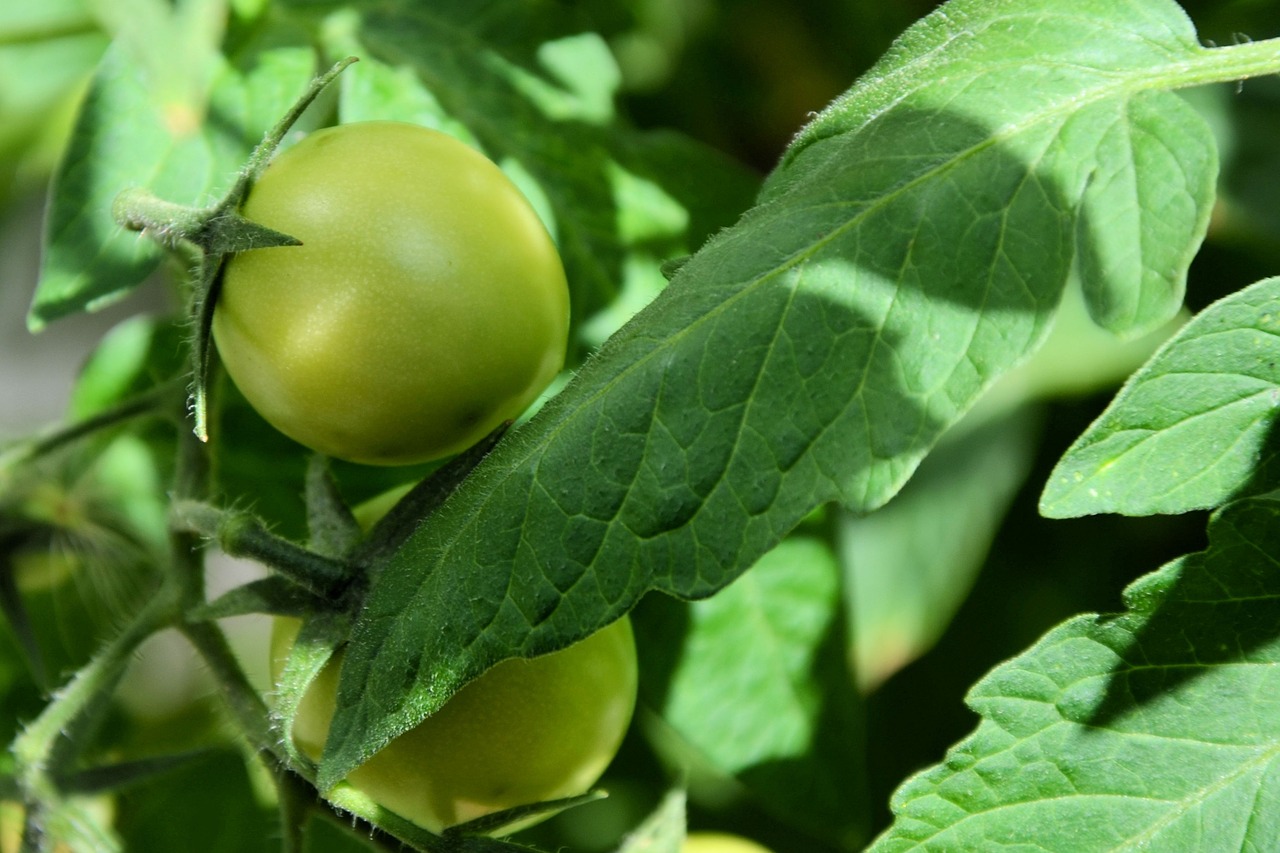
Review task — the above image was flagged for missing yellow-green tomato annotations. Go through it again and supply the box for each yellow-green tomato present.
[271,615,637,833]
[214,121,569,466]
[683,832,775,853]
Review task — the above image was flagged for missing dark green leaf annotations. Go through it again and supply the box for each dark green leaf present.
[115,749,277,853]
[1042,275,1280,517]
[188,575,322,621]
[872,490,1280,852]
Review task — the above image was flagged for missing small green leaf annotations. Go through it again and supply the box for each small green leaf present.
[1041,275,1280,517]
[67,315,186,420]
[871,490,1280,852]
[615,789,687,853]
[30,45,315,328]
[188,576,321,621]
[841,409,1038,692]
[636,535,863,844]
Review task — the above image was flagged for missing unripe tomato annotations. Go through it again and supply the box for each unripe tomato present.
[271,615,637,833]
[683,832,775,853]
[214,121,569,466]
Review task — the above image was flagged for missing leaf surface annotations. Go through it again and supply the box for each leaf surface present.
[636,534,862,842]
[871,491,1280,852]
[842,410,1038,691]
[1042,275,1280,517]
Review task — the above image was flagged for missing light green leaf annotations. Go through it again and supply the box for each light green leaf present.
[1042,275,1280,517]
[635,535,863,843]
[871,491,1280,852]
[319,0,1272,792]
[29,45,315,328]
[842,410,1038,692]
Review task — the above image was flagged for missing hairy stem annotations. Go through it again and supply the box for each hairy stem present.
[171,500,356,597]
[11,588,177,819]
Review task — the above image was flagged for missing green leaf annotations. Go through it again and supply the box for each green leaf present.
[871,490,1280,852]
[1042,275,1280,518]
[636,534,863,844]
[0,1,105,202]
[614,789,687,853]
[68,314,186,419]
[841,410,1038,692]
[29,44,315,328]
[115,749,277,853]
[319,0,1262,791]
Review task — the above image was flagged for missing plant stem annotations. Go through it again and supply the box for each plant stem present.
[11,588,177,807]
[1165,37,1280,90]
[171,500,356,597]
[178,620,273,748]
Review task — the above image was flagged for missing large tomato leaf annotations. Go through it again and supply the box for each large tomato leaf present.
[870,491,1280,851]
[318,0,1238,791]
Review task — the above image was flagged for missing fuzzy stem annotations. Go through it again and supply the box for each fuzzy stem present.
[11,588,177,810]
[171,500,356,597]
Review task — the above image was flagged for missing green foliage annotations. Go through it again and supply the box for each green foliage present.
[1042,275,1280,516]
[872,492,1280,851]
[5,0,1280,851]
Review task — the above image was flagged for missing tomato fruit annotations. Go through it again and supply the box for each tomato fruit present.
[683,832,775,853]
[271,615,637,833]
[214,121,569,466]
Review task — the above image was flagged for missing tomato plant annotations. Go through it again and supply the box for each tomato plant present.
[271,615,637,834]
[213,121,570,466]
[7,1,1280,852]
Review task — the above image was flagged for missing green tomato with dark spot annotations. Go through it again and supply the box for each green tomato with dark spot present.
[214,121,569,465]
[271,615,637,834]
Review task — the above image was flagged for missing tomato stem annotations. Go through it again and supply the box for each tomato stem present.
[172,500,358,598]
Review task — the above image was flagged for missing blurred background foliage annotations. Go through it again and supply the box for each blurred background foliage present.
[2,0,1280,851]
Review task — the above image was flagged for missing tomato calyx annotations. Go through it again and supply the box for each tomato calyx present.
[111,57,358,443]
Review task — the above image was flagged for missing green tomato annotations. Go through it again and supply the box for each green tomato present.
[683,833,775,853]
[271,615,637,833]
[214,121,569,466]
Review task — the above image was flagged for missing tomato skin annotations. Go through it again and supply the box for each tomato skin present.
[683,832,775,853]
[271,616,637,834]
[214,121,569,466]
